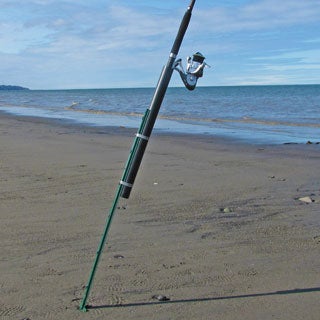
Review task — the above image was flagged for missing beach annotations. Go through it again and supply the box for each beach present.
[1,113,319,319]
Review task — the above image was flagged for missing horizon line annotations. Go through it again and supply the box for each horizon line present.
[27,83,320,91]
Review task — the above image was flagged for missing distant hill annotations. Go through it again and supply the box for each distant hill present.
[0,85,30,91]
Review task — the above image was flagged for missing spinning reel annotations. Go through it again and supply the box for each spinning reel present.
[174,52,210,90]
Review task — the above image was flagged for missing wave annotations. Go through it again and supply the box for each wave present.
[2,102,319,130]
[70,101,79,107]
[64,106,320,129]
[64,105,143,117]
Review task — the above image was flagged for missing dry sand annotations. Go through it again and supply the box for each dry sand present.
[1,114,319,319]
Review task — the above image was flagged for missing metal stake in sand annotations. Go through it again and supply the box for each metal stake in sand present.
[79,0,209,311]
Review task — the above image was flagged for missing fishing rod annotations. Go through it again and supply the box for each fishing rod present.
[79,0,209,311]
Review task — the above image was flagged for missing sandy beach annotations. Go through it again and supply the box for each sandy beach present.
[1,113,319,319]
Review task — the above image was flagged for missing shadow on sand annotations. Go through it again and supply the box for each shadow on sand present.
[86,287,320,310]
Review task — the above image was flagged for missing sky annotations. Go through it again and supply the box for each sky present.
[0,0,320,90]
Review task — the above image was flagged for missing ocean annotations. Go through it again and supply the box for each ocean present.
[0,85,319,144]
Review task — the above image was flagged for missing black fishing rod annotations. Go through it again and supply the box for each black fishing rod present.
[119,1,209,198]
[79,0,209,311]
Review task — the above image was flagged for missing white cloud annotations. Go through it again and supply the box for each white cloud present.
[263,64,320,71]
[252,49,320,67]
[304,38,320,44]
[224,74,291,86]
[193,0,320,33]
[1,0,320,88]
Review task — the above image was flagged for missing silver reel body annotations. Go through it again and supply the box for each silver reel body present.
[174,52,210,90]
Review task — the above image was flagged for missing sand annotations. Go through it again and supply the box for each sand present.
[1,113,319,320]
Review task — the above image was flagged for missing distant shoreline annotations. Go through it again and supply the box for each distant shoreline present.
[0,85,29,90]
[3,84,319,91]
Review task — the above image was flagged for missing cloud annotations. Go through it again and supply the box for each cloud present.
[304,38,320,44]
[223,74,291,86]
[193,0,320,33]
[1,0,320,88]
[251,49,320,67]
[1,3,177,57]
[0,2,179,88]
[227,48,320,86]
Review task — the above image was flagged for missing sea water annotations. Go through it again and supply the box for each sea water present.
[0,85,319,144]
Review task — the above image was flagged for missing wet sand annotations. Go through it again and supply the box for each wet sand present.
[1,113,319,319]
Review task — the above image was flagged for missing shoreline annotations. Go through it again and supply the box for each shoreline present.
[1,112,319,319]
[1,110,319,147]
[1,84,319,145]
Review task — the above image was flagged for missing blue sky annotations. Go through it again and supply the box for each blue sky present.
[1,0,320,89]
